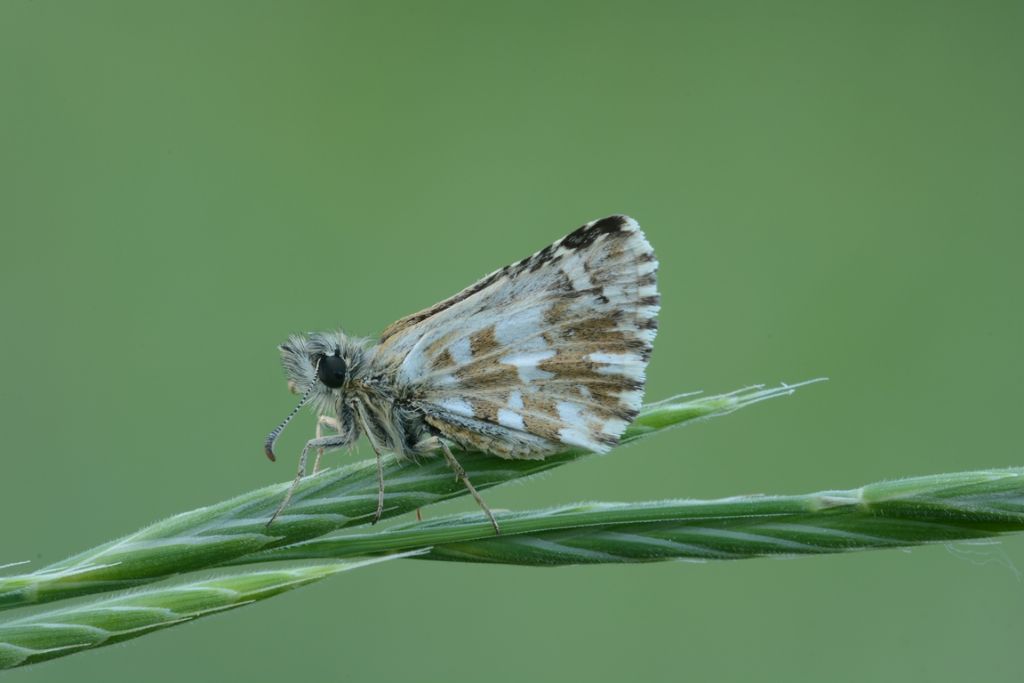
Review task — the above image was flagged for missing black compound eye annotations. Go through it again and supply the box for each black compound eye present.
[316,353,347,389]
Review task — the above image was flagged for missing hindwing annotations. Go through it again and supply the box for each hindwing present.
[378,215,659,456]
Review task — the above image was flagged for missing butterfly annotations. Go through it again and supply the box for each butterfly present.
[264,215,659,532]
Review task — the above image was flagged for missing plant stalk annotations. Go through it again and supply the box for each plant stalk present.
[0,381,821,611]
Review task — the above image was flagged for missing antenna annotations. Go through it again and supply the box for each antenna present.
[263,384,315,462]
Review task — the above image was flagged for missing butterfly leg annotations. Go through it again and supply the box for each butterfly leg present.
[350,403,390,524]
[362,437,387,525]
[313,415,343,474]
[266,433,349,527]
[438,441,500,535]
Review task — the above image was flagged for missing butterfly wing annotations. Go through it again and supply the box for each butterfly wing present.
[377,215,659,457]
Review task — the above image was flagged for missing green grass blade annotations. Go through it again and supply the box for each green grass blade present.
[0,381,820,610]
[242,468,1024,565]
[0,553,418,671]
[4,467,1020,670]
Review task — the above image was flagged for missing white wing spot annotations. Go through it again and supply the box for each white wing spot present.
[449,336,473,365]
[437,398,475,418]
[561,251,593,291]
[556,401,585,426]
[617,389,643,408]
[588,351,645,378]
[602,284,625,303]
[637,305,660,322]
[588,352,636,365]
[637,259,658,276]
[497,408,526,430]
[495,307,546,347]
[558,426,599,450]
[508,390,524,410]
[501,350,556,382]
[600,417,629,436]
[632,326,657,344]
[595,363,644,379]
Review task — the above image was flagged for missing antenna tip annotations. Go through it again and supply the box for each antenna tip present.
[264,439,277,462]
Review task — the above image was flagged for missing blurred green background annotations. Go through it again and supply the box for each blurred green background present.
[2,1,1023,680]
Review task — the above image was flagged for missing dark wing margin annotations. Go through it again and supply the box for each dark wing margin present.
[379,216,637,344]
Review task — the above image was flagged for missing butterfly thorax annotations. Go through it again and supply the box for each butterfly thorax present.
[276,331,437,458]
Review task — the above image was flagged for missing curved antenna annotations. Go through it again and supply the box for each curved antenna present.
[264,384,315,461]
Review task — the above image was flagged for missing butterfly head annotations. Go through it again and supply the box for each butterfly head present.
[263,331,365,461]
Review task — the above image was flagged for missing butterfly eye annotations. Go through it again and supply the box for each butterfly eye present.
[316,353,348,389]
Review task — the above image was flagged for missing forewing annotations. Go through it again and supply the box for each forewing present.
[378,215,659,456]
